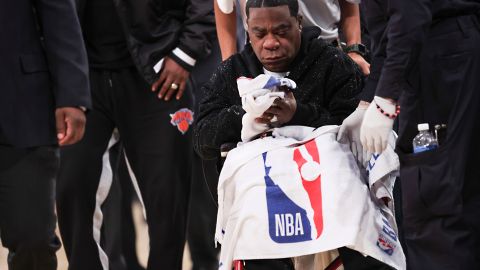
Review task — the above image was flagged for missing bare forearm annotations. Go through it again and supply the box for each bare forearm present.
[339,0,361,45]
[214,0,238,60]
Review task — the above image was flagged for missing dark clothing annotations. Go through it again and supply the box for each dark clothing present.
[188,157,220,270]
[57,68,194,270]
[396,16,480,269]
[338,248,393,270]
[243,258,294,270]
[58,1,215,269]
[101,141,129,270]
[75,0,216,83]
[187,40,222,270]
[0,146,61,270]
[361,1,480,268]
[358,0,388,102]
[1,1,89,270]
[83,0,133,69]
[361,0,480,101]
[0,0,91,148]
[195,27,362,159]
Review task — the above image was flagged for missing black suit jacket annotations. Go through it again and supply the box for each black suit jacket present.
[75,0,216,84]
[0,0,91,148]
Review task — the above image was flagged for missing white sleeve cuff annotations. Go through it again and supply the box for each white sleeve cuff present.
[172,48,196,67]
[153,58,165,74]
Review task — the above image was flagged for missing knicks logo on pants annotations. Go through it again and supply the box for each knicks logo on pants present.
[263,139,323,243]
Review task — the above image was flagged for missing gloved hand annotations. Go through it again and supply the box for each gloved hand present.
[360,96,397,154]
[337,102,371,167]
[242,91,284,117]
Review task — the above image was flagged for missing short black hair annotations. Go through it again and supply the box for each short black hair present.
[245,0,299,19]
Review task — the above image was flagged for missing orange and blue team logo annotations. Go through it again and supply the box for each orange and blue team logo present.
[170,108,194,134]
[263,139,324,243]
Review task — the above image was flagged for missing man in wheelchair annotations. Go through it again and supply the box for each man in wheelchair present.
[194,0,399,269]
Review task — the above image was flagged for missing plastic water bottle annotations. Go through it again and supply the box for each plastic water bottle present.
[412,123,438,153]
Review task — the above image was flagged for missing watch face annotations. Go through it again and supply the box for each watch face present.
[346,44,367,55]
[357,44,367,54]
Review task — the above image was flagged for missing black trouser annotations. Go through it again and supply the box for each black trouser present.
[101,141,128,270]
[0,146,61,270]
[396,15,480,270]
[187,40,222,270]
[116,144,145,270]
[57,67,194,270]
[188,156,220,270]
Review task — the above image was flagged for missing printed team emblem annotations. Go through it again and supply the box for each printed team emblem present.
[377,217,397,256]
[263,139,324,243]
[170,108,194,134]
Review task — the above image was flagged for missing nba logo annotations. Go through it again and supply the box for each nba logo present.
[263,139,324,243]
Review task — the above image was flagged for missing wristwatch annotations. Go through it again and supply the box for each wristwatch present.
[344,43,368,57]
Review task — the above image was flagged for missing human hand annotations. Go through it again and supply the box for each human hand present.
[56,107,86,146]
[348,52,370,76]
[360,96,396,153]
[337,101,371,166]
[255,91,297,127]
[152,57,190,101]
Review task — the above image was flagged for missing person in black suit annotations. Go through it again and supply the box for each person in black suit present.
[0,0,91,269]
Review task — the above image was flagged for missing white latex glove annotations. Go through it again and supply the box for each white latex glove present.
[360,96,396,154]
[242,92,285,116]
[241,113,270,142]
[337,103,371,167]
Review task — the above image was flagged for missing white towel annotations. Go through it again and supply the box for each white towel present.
[237,75,297,142]
[216,126,406,270]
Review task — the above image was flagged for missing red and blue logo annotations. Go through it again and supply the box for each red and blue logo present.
[263,139,324,243]
[170,108,194,134]
[376,217,397,256]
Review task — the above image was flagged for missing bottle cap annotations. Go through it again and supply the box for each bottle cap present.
[417,123,429,131]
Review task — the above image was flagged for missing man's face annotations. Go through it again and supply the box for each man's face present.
[247,5,301,72]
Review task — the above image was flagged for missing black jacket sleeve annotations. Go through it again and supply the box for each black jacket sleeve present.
[194,60,244,160]
[168,0,217,70]
[34,0,91,109]
[121,0,216,84]
[375,0,433,101]
[288,47,362,127]
[358,0,388,102]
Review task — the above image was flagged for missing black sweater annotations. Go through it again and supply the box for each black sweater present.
[194,28,362,160]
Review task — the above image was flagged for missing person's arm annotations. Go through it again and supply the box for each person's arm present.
[194,60,244,160]
[34,0,90,145]
[215,0,239,60]
[33,0,90,110]
[152,0,216,100]
[360,0,433,153]
[339,0,370,75]
[375,0,433,101]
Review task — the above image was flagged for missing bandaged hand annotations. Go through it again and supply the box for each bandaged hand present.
[337,101,371,167]
[360,96,397,154]
[255,91,297,127]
